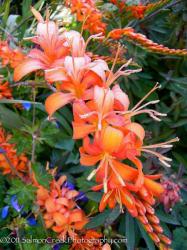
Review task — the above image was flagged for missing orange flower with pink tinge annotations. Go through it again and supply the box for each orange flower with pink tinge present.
[36,176,88,239]
[0,40,25,68]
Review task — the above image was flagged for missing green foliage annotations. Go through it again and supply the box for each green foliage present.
[0,0,187,249]
[8,179,37,212]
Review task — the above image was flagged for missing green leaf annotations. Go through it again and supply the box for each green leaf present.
[32,163,53,190]
[172,227,187,250]
[137,220,155,250]
[85,209,111,229]
[126,212,135,250]
[86,192,103,202]
[105,205,121,226]
[156,209,181,225]
[0,104,31,129]
[8,179,36,212]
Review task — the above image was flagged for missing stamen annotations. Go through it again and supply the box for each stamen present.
[116,189,124,213]
[85,33,104,51]
[109,159,126,187]
[142,148,172,167]
[142,137,179,149]
[131,83,161,112]
[79,111,98,119]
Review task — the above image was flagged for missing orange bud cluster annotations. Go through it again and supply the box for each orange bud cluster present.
[66,0,106,34]
[36,176,88,239]
[109,28,187,56]
[135,197,171,249]
[0,40,25,68]
[0,127,28,176]
[0,81,12,99]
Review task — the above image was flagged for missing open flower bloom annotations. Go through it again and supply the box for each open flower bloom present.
[45,57,108,117]
[13,7,70,82]
[73,85,129,139]
[80,125,145,193]
[93,168,171,248]
[36,175,88,239]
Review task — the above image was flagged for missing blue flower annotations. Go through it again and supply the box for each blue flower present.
[53,243,62,250]
[76,191,88,202]
[22,102,31,111]
[27,216,37,226]
[1,206,9,219]
[11,195,23,212]
[64,181,75,190]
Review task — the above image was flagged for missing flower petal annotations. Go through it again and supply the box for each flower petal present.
[13,58,44,81]
[45,92,74,117]
[125,122,145,141]
[45,67,68,82]
[101,126,124,153]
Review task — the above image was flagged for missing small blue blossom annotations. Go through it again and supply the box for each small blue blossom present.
[1,206,9,219]
[22,102,31,111]
[11,195,23,212]
[64,181,75,190]
[27,216,37,226]
[76,191,88,202]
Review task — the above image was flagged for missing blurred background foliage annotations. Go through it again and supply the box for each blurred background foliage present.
[0,0,187,249]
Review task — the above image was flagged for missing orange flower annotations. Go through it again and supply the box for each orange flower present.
[66,0,106,34]
[72,85,129,139]
[93,167,171,248]
[80,125,144,193]
[70,229,103,250]
[0,40,25,68]
[0,127,28,176]
[36,176,88,239]
[0,81,12,99]
[45,47,140,118]
[13,7,70,82]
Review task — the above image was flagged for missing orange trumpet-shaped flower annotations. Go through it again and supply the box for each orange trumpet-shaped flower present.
[73,85,129,139]
[92,160,164,212]
[45,57,108,117]
[80,125,145,193]
[13,7,70,82]
[36,175,88,239]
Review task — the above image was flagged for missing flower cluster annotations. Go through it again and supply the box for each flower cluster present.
[0,127,28,176]
[108,28,187,56]
[0,40,25,68]
[66,0,106,34]
[160,178,181,212]
[110,0,172,19]
[36,175,88,239]
[12,7,180,249]
[110,0,147,19]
